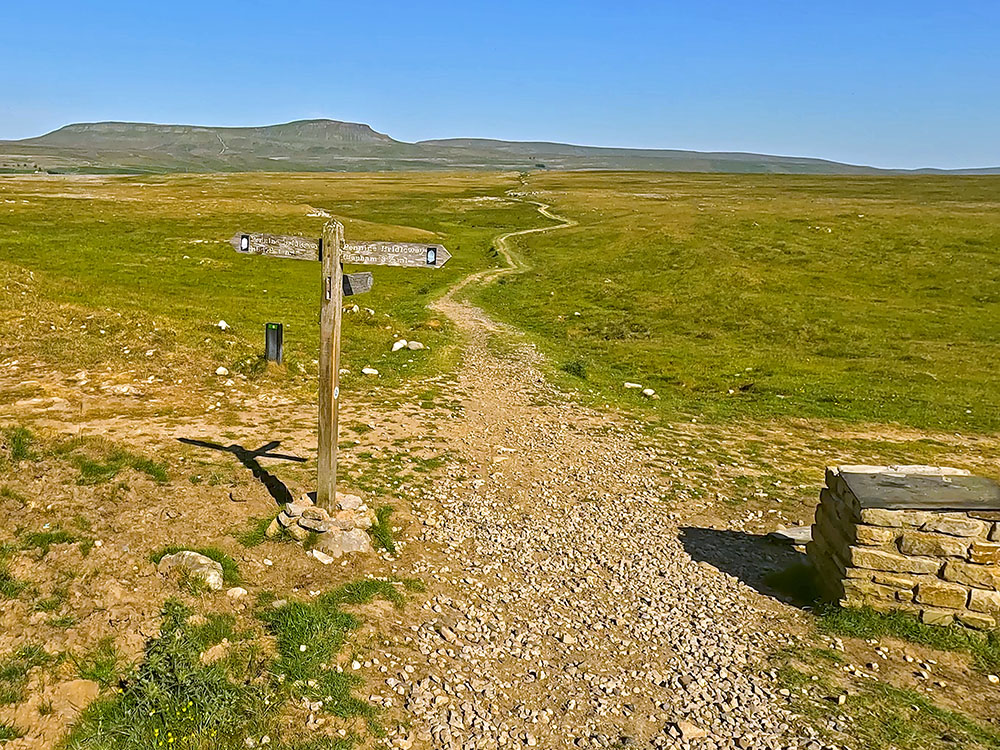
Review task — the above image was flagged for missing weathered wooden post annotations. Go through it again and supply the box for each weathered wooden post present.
[317,220,344,509]
[230,223,450,513]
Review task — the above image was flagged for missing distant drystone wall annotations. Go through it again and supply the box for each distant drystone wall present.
[808,465,1000,629]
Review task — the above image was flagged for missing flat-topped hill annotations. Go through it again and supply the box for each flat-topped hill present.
[4,118,998,175]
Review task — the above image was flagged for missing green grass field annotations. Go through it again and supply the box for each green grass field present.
[477,172,1000,433]
[0,172,542,409]
[2,171,999,434]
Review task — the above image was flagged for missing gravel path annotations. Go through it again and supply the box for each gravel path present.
[372,201,815,749]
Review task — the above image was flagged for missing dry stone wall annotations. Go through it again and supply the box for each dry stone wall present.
[807,465,1000,629]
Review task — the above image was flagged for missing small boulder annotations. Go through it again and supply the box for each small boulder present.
[200,641,230,665]
[264,518,282,538]
[391,339,408,352]
[768,526,813,546]
[406,341,425,351]
[215,366,229,376]
[301,507,331,521]
[286,524,309,542]
[337,493,364,511]
[226,587,248,599]
[283,499,311,518]
[314,528,373,558]
[298,516,330,533]
[624,382,642,389]
[672,721,707,740]
[310,549,336,565]
[216,320,230,331]
[361,367,379,377]
[641,388,656,398]
[157,551,225,591]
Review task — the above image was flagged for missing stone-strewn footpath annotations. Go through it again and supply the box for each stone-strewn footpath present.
[808,465,1000,628]
[375,288,820,749]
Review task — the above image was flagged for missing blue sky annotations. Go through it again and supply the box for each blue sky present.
[1,1,997,169]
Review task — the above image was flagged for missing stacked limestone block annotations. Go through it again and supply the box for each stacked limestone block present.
[807,465,1000,629]
[265,491,375,558]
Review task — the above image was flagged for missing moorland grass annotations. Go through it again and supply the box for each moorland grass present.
[767,562,1000,673]
[0,544,25,599]
[820,605,1000,674]
[0,645,52,705]
[367,505,396,554]
[1,426,36,464]
[255,580,403,731]
[476,172,1000,433]
[71,637,120,689]
[233,515,290,548]
[0,172,545,407]
[779,663,1000,749]
[66,584,403,750]
[64,601,279,750]
[0,721,23,741]
[51,436,168,485]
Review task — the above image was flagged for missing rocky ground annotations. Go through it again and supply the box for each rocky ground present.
[344,281,818,749]
[5,196,1000,749]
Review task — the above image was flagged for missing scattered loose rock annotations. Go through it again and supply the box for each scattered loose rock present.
[157,551,224,591]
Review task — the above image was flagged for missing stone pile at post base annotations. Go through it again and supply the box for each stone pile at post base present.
[807,465,1000,629]
[266,491,374,558]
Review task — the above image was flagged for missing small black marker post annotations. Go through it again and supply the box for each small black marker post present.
[265,322,283,364]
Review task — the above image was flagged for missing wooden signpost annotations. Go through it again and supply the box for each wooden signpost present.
[229,222,450,510]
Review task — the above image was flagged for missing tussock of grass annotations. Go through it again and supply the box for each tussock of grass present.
[20,527,89,557]
[234,516,292,548]
[65,601,278,750]
[368,505,396,555]
[72,637,119,688]
[0,721,23,742]
[149,546,241,586]
[0,486,27,507]
[75,450,167,485]
[255,581,403,733]
[559,360,587,379]
[0,645,51,705]
[1,426,37,465]
[767,562,1000,674]
[50,435,168,485]
[0,550,25,599]
[820,605,1000,674]
[34,587,67,613]
[68,584,406,749]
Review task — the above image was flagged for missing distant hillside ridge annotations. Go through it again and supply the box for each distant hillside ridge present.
[1,118,997,175]
[25,119,397,148]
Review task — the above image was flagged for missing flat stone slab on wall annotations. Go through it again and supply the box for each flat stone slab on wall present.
[807,465,1000,629]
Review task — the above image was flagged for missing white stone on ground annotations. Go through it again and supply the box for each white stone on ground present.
[157,551,224,591]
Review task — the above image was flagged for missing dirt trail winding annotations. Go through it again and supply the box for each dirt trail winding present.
[388,196,806,749]
[435,192,577,325]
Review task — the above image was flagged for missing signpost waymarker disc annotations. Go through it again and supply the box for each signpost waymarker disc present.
[341,242,451,268]
[231,232,319,260]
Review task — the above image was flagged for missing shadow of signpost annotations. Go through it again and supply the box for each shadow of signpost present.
[178,438,306,507]
[678,526,811,604]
